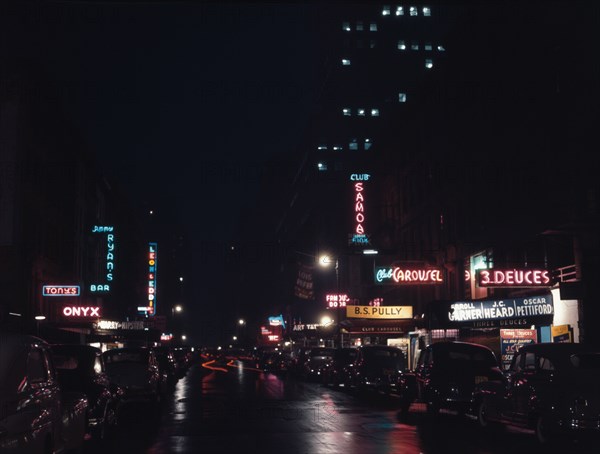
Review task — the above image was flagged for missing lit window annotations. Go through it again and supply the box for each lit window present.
[342,59,351,66]
[333,145,343,151]
[437,45,446,51]
[317,145,328,151]
[398,93,407,102]
[370,23,378,31]
[342,22,351,31]
[396,6,404,16]
[425,59,433,69]
[349,139,358,150]
[317,162,327,171]
[410,6,418,16]
[343,108,351,116]
[425,43,432,51]
[423,7,431,16]
[364,139,372,150]
[397,40,406,50]
[357,108,365,116]
[382,6,390,16]
[370,109,379,116]
[356,21,364,31]
[411,43,419,51]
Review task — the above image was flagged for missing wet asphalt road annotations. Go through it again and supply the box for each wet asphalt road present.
[86,358,598,454]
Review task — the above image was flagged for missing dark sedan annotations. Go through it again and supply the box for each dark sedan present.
[413,341,503,417]
[320,347,358,387]
[474,342,600,445]
[51,343,122,443]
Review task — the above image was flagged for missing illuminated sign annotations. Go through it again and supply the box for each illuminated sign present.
[161,333,174,341]
[374,266,443,285]
[141,242,158,316]
[350,174,371,245]
[62,306,100,317]
[326,294,349,308]
[346,305,413,319]
[95,320,145,330]
[268,314,285,328]
[90,225,115,293]
[448,294,553,323]
[477,269,552,287]
[43,285,80,296]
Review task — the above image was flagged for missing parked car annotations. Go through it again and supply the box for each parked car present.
[301,347,336,382]
[473,342,600,445]
[342,345,411,403]
[50,343,123,443]
[413,340,503,417]
[151,346,179,389]
[320,347,358,387]
[102,347,161,409]
[0,332,88,454]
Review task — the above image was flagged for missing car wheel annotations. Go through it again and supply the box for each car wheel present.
[425,392,440,418]
[477,398,491,429]
[535,414,556,445]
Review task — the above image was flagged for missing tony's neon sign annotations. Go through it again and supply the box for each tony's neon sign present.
[43,285,80,296]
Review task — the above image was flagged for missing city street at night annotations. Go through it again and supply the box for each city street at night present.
[86,355,596,454]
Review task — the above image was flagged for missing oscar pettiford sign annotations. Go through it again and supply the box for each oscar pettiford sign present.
[346,305,413,319]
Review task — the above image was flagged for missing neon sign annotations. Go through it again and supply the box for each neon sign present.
[477,269,552,287]
[326,294,349,308]
[350,174,371,245]
[374,266,444,285]
[141,242,158,316]
[62,306,100,317]
[43,285,80,296]
[90,225,115,293]
[268,314,285,328]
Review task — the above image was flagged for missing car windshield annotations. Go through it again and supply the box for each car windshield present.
[571,353,600,369]
[363,348,403,366]
[105,350,148,364]
[438,346,497,367]
[309,348,335,359]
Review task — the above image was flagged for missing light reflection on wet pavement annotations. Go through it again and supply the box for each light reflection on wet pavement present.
[89,359,597,454]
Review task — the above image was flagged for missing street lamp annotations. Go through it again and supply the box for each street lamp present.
[319,254,342,347]
[35,315,46,337]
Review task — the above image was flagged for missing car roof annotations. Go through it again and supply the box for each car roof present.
[517,342,596,356]
[428,341,493,351]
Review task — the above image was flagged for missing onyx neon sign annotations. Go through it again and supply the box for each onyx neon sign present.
[374,266,444,285]
[476,269,552,288]
[43,285,80,296]
[62,306,100,317]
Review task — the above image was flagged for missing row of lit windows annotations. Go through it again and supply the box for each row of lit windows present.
[317,138,373,153]
[343,108,380,117]
[341,44,443,65]
[382,6,431,16]
[342,7,431,31]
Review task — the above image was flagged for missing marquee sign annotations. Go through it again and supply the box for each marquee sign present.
[346,305,413,319]
[374,266,444,285]
[43,285,80,296]
[448,294,553,324]
[94,320,146,330]
[476,269,552,288]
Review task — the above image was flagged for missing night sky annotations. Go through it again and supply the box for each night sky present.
[3,1,596,344]
[2,1,327,343]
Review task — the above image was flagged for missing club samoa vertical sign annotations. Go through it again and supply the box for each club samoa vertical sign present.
[349,173,371,245]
